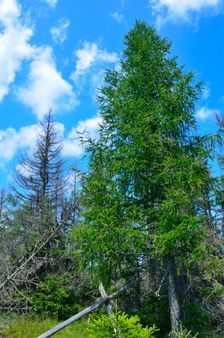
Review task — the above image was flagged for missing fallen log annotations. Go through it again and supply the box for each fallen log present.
[37,278,138,338]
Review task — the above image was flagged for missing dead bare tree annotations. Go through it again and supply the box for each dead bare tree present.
[0,111,81,312]
[15,110,66,220]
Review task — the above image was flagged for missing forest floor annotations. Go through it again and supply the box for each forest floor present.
[1,314,224,338]
[0,315,89,338]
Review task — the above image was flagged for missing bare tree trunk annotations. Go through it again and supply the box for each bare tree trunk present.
[167,256,180,333]
[135,258,141,311]
[99,283,120,338]
[99,282,115,316]
[221,201,224,237]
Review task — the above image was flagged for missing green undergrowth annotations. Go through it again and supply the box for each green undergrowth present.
[1,315,88,338]
[1,314,223,338]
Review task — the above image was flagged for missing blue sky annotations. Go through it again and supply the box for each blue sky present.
[0,0,223,187]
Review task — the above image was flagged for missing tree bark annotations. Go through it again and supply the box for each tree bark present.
[167,256,180,333]
[99,283,119,338]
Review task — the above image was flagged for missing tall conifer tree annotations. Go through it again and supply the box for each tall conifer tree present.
[75,22,216,333]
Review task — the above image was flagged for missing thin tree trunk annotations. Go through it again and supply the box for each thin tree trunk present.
[221,201,224,237]
[167,256,180,333]
[99,283,119,338]
[134,258,141,311]
[99,282,115,316]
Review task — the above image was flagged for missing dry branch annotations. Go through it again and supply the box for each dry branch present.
[0,224,60,291]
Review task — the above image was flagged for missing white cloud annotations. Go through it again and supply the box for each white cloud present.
[91,69,106,101]
[110,11,124,23]
[0,121,67,163]
[41,0,57,8]
[0,1,75,119]
[196,107,219,120]
[62,139,82,158]
[70,42,118,103]
[0,0,20,26]
[16,163,31,178]
[74,115,103,137]
[71,41,118,83]
[0,0,34,101]
[54,121,65,136]
[62,115,102,157]
[0,116,102,164]
[150,0,221,24]
[202,87,210,100]
[50,17,70,43]
[0,124,38,161]
[17,46,78,120]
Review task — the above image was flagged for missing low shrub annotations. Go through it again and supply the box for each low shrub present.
[87,310,159,338]
[32,275,81,319]
[171,324,198,338]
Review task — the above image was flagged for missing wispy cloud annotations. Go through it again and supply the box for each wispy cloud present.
[0,0,20,25]
[41,0,57,8]
[202,86,211,100]
[196,106,220,120]
[70,41,118,103]
[62,115,102,157]
[150,0,221,25]
[71,41,118,83]
[0,114,102,165]
[50,17,70,43]
[0,124,38,161]
[17,46,78,120]
[0,121,64,163]
[110,11,124,23]
[0,0,34,101]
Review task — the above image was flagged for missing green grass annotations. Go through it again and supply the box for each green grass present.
[1,316,89,338]
[1,315,224,338]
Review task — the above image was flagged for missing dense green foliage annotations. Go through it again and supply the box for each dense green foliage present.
[171,324,198,338]
[31,275,81,320]
[87,311,159,337]
[72,21,223,335]
[75,21,210,279]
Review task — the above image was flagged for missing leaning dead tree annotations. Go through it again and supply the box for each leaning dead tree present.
[38,279,138,338]
[0,224,60,292]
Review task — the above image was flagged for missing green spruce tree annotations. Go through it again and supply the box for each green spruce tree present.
[74,22,215,333]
